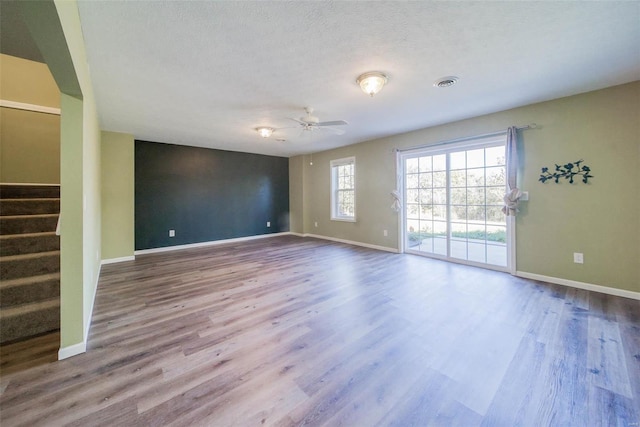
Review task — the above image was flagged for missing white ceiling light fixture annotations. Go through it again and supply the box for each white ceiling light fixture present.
[434,76,459,88]
[255,127,274,138]
[356,71,388,97]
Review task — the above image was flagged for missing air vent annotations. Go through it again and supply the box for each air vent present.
[434,76,459,88]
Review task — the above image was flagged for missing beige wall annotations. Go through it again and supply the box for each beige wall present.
[101,131,135,260]
[0,54,60,107]
[0,54,60,183]
[291,82,640,293]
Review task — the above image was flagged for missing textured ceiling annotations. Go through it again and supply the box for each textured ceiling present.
[77,1,640,157]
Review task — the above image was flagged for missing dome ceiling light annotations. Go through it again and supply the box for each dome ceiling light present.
[255,127,274,138]
[356,71,388,97]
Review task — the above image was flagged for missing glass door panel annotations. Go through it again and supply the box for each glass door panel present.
[403,142,508,269]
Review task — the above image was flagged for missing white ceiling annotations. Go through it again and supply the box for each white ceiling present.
[77,1,640,158]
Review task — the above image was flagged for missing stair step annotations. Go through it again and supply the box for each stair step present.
[0,250,60,280]
[0,185,60,199]
[0,214,58,235]
[0,298,60,343]
[0,232,60,256]
[0,198,60,215]
[0,273,60,307]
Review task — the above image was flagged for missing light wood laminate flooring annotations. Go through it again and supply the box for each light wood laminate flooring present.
[1,235,638,426]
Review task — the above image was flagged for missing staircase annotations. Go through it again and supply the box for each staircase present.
[1,184,60,344]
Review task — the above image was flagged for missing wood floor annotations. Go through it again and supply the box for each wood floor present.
[1,235,638,426]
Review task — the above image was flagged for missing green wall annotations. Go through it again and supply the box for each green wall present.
[0,54,60,184]
[291,82,640,293]
[101,131,134,260]
[20,0,103,352]
[56,0,102,349]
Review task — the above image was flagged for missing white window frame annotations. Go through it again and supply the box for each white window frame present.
[330,156,356,222]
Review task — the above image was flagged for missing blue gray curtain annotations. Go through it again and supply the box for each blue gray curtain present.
[502,126,522,216]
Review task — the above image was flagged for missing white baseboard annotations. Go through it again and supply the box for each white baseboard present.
[516,271,640,301]
[101,255,135,265]
[303,233,399,254]
[134,232,291,256]
[58,341,86,360]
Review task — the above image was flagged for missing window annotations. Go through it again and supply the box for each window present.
[331,157,356,221]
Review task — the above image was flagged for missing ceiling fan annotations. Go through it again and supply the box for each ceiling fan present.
[289,107,348,135]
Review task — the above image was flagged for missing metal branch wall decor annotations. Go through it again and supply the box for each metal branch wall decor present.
[539,159,593,184]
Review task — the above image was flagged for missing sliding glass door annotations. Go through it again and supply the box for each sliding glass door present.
[401,135,511,271]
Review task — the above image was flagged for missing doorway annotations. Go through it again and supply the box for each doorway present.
[400,134,513,272]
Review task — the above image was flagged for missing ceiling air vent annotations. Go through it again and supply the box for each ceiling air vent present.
[434,76,459,88]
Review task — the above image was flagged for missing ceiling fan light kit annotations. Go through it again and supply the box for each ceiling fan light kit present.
[256,127,274,138]
[356,71,388,97]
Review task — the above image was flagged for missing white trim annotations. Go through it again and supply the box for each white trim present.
[134,232,290,255]
[0,99,61,115]
[330,218,357,223]
[304,233,399,253]
[516,271,640,301]
[101,255,135,265]
[58,341,86,360]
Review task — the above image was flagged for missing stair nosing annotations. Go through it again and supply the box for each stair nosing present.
[0,231,58,240]
[0,297,60,319]
[0,214,59,220]
[0,198,60,202]
[0,250,60,262]
[0,272,60,289]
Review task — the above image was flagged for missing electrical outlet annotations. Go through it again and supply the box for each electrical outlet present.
[169,229,175,237]
[383,229,388,237]
[573,252,583,264]
[267,221,271,227]
[314,222,318,228]
[520,191,529,201]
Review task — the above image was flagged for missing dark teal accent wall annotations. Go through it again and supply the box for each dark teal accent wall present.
[135,140,289,250]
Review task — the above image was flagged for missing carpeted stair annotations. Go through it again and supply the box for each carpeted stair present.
[1,185,60,344]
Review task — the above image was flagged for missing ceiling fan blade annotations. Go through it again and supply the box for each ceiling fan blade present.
[322,127,346,135]
[317,120,348,127]
[288,117,308,125]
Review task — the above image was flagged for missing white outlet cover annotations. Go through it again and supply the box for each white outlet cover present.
[267,221,271,227]
[573,252,584,264]
[169,229,175,237]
